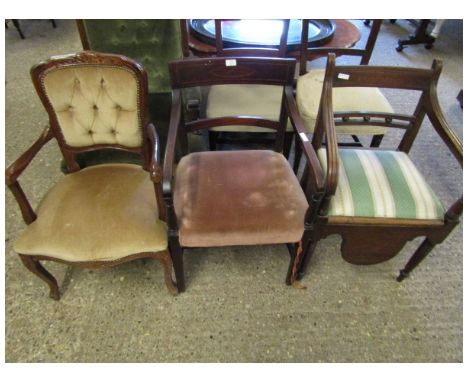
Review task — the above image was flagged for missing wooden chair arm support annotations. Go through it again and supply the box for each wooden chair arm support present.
[5,126,54,186]
[5,126,54,225]
[146,122,162,183]
[163,89,182,197]
[284,87,324,193]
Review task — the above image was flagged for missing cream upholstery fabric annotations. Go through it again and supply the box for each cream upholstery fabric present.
[206,84,293,132]
[42,66,142,147]
[296,69,392,135]
[14,164,167,262]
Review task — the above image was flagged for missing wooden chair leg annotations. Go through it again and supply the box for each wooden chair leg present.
[168,238,185,292]
[19,255,60,300]
[154,251,178,295]
[370,134,384,147]
[296,237,318,280]
[397,238,436,282]
[209,131,218,151]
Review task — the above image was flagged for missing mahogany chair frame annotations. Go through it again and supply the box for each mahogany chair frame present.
[164,56,321,292]
[6,51,177,299]
[292,53,462,281]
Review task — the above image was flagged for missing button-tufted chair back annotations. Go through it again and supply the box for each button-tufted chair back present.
[31,51,150,172]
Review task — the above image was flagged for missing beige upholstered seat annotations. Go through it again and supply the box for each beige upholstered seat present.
[296,69,392,135]
[14,164,168,262]
[173,150,308,247]
[206,84,293,132]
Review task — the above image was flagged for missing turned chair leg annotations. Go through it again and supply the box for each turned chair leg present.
[397,238,436,282]
[155,251,178,296]
[19,255,60,300]
[168,238,185,292]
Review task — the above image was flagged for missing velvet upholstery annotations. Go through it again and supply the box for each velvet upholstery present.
[42,65,141,147]
[296,69,392,134]
[81,20,184,93]
[14,164,168,262]
[173,150,308,247]
[206,84,293,132]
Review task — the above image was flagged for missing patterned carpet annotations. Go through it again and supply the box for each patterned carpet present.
[4,19,463,362]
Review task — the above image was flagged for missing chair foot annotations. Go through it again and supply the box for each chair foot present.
[396,269,409,282]
[19,255,60,300]
[397,238,436,282]
[168,238,186,292]
[155,251,178,296]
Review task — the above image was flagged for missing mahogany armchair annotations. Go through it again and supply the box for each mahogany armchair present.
[292,53,462,281]
[6,51,177,299]
[164,56,319,292]
[295,20,390,149]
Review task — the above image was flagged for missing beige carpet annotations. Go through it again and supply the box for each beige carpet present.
[5,19,463,362]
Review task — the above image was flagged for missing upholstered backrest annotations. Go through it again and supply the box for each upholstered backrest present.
[77,20,185,93]
[42,65,141,147]
[31,51,148,153]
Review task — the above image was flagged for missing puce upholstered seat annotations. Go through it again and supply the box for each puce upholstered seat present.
[6,51,177,299]
[14,164,168,262]
[173,150,308,247]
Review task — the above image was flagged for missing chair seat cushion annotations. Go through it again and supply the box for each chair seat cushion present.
[318,148,445,220]
[173,150,308,247]
[206,84,293,132]
[296,69,393,135]
[14,164,167,262]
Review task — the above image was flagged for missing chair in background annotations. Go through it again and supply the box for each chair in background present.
[74,20,195,168]
[164,56,321,292]
[292,53,462,282]
[295,20,390,152]
[204,19,293,151]
[5,51,177,299]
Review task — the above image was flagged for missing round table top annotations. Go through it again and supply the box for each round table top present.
[188,19,361,58]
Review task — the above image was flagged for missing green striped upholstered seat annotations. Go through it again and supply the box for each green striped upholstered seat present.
[318,148,445,220]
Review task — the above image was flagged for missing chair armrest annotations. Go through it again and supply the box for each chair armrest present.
[284,86,325,194]
[146,122,162,183]
[5,126,54,186]
[426,86,463,220]
[5,126,54,224]
[163,89,182,197]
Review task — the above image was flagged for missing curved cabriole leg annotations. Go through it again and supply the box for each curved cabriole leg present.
[19,255,60,300]
[397,238,436,282]
[155,251,178,296]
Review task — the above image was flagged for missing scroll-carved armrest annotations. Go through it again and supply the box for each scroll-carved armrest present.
[146,123,162,183]
[163,89,182,197]
[162,89,182,233]
[426,86,463,220]
[5,126,54,224]
[284,87,325,194]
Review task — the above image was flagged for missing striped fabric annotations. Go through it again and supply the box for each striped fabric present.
[317,148,445,220]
